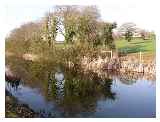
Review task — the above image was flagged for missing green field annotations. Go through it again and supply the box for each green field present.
[115,37,156,54]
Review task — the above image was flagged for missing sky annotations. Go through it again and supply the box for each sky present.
[1,0,159,37]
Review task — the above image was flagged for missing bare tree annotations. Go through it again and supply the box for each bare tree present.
[118,22,137,41]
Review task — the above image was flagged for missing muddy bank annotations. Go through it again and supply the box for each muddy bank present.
[6,90,58,118]
[5,90,39,118]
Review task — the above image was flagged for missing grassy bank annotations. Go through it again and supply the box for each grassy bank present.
[115,37,156,54]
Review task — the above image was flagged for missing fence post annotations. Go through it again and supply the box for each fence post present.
[111,50,112,58]
[101,50,113,59]
[139,51,142,63]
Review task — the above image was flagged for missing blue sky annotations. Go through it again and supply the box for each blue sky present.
[2,0,159,36]
[5,5,53,33]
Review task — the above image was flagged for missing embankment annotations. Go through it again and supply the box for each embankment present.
[6,52,156,75]
[5,90,39,118]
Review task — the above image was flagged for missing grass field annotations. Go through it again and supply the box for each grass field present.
[115,37,156,54]
[115,37,156,62]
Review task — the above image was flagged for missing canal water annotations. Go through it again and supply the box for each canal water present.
[5,57,156,118]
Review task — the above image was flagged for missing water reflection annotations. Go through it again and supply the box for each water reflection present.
[5,56,156,117]
[5,74,21,91]
[5,59,116,117]
[55,71,65,97]
[44,68,116,117]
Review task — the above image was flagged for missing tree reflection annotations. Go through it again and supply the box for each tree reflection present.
[6,56,155,117]
[45,68,116,117]
[5,74,21,91]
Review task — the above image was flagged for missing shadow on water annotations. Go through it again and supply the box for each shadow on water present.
[5,56,156,117]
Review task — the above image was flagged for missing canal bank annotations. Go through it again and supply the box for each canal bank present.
[6,51,156,75]
[6,90,39,118]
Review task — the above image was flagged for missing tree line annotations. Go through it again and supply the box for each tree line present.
[6,6,117,51]
[6,5,154,54]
